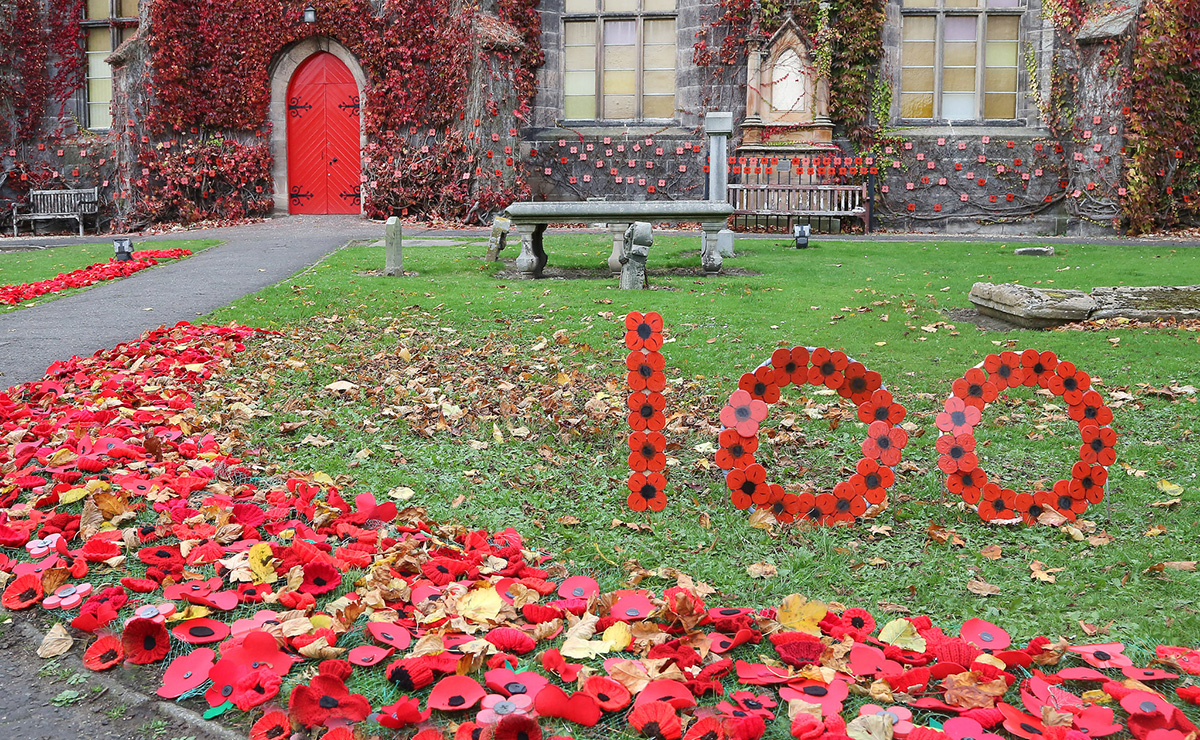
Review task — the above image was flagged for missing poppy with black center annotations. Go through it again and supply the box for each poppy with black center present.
[493,714,544,740]
[122,617,171,664]
[248,711,291,740]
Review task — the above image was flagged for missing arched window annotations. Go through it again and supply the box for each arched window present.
[771,48,808,112]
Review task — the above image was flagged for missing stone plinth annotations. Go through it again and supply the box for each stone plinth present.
[969,282,1097,329]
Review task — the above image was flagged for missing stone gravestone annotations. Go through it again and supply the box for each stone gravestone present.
[384,216,403,276]
[620,222,653,290]
[969,282,1096,328]
[485,216,511,261]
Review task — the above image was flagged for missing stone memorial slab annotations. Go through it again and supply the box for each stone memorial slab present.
[969,282,1097,328]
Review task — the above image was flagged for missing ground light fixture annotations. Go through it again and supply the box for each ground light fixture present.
[303,4,316,23]
[113,237,134,262]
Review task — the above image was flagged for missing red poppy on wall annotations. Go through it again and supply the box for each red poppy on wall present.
[862,421,907,466]
[848,459,894,505]
[978,483,1018,521]
[1068,390,1114,429]
[857,389,906,426]
[1048,361,1091,405]
[720,390,769,437]
[937,433,978,474]
[1020,349,1059,388]
[762,487,801,523]
[840,362,882,405]
[1079,425,1117,466]
[628,431,667,472]
[726,464,768,509]
[936,397,981,435]
[628,392,667,432]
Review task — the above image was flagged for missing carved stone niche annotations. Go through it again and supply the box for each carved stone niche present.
[741,19,833,145]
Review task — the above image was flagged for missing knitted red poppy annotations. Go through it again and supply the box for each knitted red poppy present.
[228,668,282,711]
[629,702,682,740]
[385,656,435,691]
[493,715,544,740]
[122,618,171,664]
[686,717,726,740]
[580,675,631,712]
[542,648,583,682]
[485,627,536,654]
[288,674,371,727]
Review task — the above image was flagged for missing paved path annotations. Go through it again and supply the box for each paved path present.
[0,215,388,388]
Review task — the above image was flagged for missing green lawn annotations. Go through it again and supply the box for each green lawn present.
[208,234,1200,646]
[0,238,219,312]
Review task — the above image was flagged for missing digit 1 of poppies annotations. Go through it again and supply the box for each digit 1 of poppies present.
[937,350,1116,525]
[623,312,668,512]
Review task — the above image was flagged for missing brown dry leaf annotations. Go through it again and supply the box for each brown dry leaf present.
[967,577,1001,596]
[867,679,896,704]
[557,515,581,526]
[1145,561,1198,573]
[1030,560,1064,583]
[847,713,895,740]
[1041,706,1075,728]
[787,698,824,721]
[778,594,827,635]
[1078,620,1112,637]
[40,567,71,595]
[297,637,345,659]
[748,508,778,530]
[876,601,911,614]
[942,671,1008,709]
[450,494,466,509]
[279,421,308,434]
[408,634,448,658]
[1149,498,1181,509]
[1144,524,1168,537]
[878,618,926,651]
[1036,508,1069,527]
[1088,531,1115,547]
[606,659,654,694]
[36,624,73,658]
[981,544,1002,561]
[1032,637,1071,666]
[747,562,778,579]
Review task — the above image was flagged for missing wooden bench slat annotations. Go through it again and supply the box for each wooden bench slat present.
[12,187,100,237]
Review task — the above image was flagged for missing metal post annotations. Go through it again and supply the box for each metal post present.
[384,216,403,276]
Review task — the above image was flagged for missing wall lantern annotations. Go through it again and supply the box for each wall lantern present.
[303,4,316,23]
[113,237,134,262]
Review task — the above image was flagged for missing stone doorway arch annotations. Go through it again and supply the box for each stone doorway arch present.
[268,37,367,214]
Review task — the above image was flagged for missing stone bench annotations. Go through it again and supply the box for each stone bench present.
[12,187,100,237]
[493,200,734,278]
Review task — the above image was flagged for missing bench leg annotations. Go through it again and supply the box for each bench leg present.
[513,223,547,278]
[607,222,630,274]
[700,222,723,274]
[78,215,84,237]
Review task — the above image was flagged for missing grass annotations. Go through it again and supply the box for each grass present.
[0,238,220,312]
[206,233,1200,646]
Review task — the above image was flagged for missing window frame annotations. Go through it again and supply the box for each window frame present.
[897,0,1025,125]
[561,0,678,123]
[81,0,140,131]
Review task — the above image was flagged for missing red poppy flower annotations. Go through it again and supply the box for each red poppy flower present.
[761,486,801,523]
[628,350,667,392]
[581,676,631,712]
[386,655,435,691]
[288,673,372,727]
[857,389,906,426]
[628,471,668,512]
[1079,425,1116,466]
[978,483,1018,522]
[1177,686,1200,705]
[937,433,978,474]
[862,420,907,466]
[952,368,998,411]
[807,348,849,389]
[542,648,583,682]
[534,684,603,725]
[629,702,682,740]
[795,492,833,525]
[828,482,866,523]
[686,716,726,740]
[629,391,667,432]
[840,362,882,405]
[947,467,988,505]
[1068,642,1133,669]
[1068,390,1113,430]
[495,715,544,740]
[521,604,563,624]
[485,668,550,698]
[83,634,124,670]
[779,679,849,715]
[612,592,656,621]
[998,701,1047,740]
[960,618,1010,649]
[158,648,216,699]
[122,618,171,664]
[1156,645,1200,676]
[249,710,292,740]
[720,390,768,437]
[1,573,43,610]
[1048,479,1087,521]
[172,617,230,644]
[120,577,159,593]
[850,459,894,505]
[724,691,777,720]
[1047,361,1091,405]
[726,464,767,510]
[625,312,664,351]
[1014,489,1058,525]
[629,431,667,472]
[298,560,342,595]
[943,717,1003,740]
[486,627,536,654]
[715,429,757,470]
[377,695,432,729]
[1020,350,1058,388]
[229,667,282,711]
[937,397,981,435]
[824,607,876,641]
[771,347,810,387]
[739,367,780,404]
[422,556,470,585]
[984,351,1026,389]
[774,638,824,667]
[429,674,487,711]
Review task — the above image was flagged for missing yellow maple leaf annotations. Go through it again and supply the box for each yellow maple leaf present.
[457,586,503,626]
[603,622,633,651]
[248,542,278,584]
[877,618,927,652]
[778,594,827,635]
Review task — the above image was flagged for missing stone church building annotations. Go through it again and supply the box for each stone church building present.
[0,0,1192,235]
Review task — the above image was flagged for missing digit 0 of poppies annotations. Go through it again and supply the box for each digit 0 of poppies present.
[716,347,908,524]
[938,350,1116,524]
[624,312,667,512]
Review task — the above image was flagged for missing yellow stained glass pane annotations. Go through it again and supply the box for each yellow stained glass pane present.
[604,95,635,118]
[987,15,1019,40]
[903,16,935,40]
[943,66,977,91]
[87,53,110,78]
[564,0,596,13]
[901,67,935,92]
[643,43,675,69]
[89,103,111,130]
[986,41,1017,66]
[564,21,595,45]
[86,28,111,52]
[945,0,980,7]
[119,0,138,18]
[644,19,674,43]
[565,70,596,94]
[644,69,675,94]
[603,0,636,12]
[945,42,977,66]
[604,47,635,71]
[643,95,674,118]
[604,69,635,94]
[565,46,595,69]
[643,0,675,11]
[902,41,935,66]
[984,92,1016,119]
[565,96,596,119]
[901,93,934,118]
[87,0,109,19]
[87,78,112,101]
[902,0,936,6]
[985,67,1017,93]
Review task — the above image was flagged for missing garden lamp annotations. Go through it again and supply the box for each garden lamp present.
[113,237,134,262]
[303,4,316,22]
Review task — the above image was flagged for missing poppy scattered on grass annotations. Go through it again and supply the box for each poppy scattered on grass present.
[248,710,292,740]
[288,673,372,727]
[122,617,171,664]
[82,633,124,670]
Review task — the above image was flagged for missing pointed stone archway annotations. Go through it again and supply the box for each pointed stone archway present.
[268,37,368,215]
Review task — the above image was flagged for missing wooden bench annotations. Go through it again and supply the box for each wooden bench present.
[497,200,735,277]
[12,187,100,237]
[727,182,871,234]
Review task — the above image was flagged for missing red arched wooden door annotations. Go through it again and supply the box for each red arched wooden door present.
[286,52,361,214]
